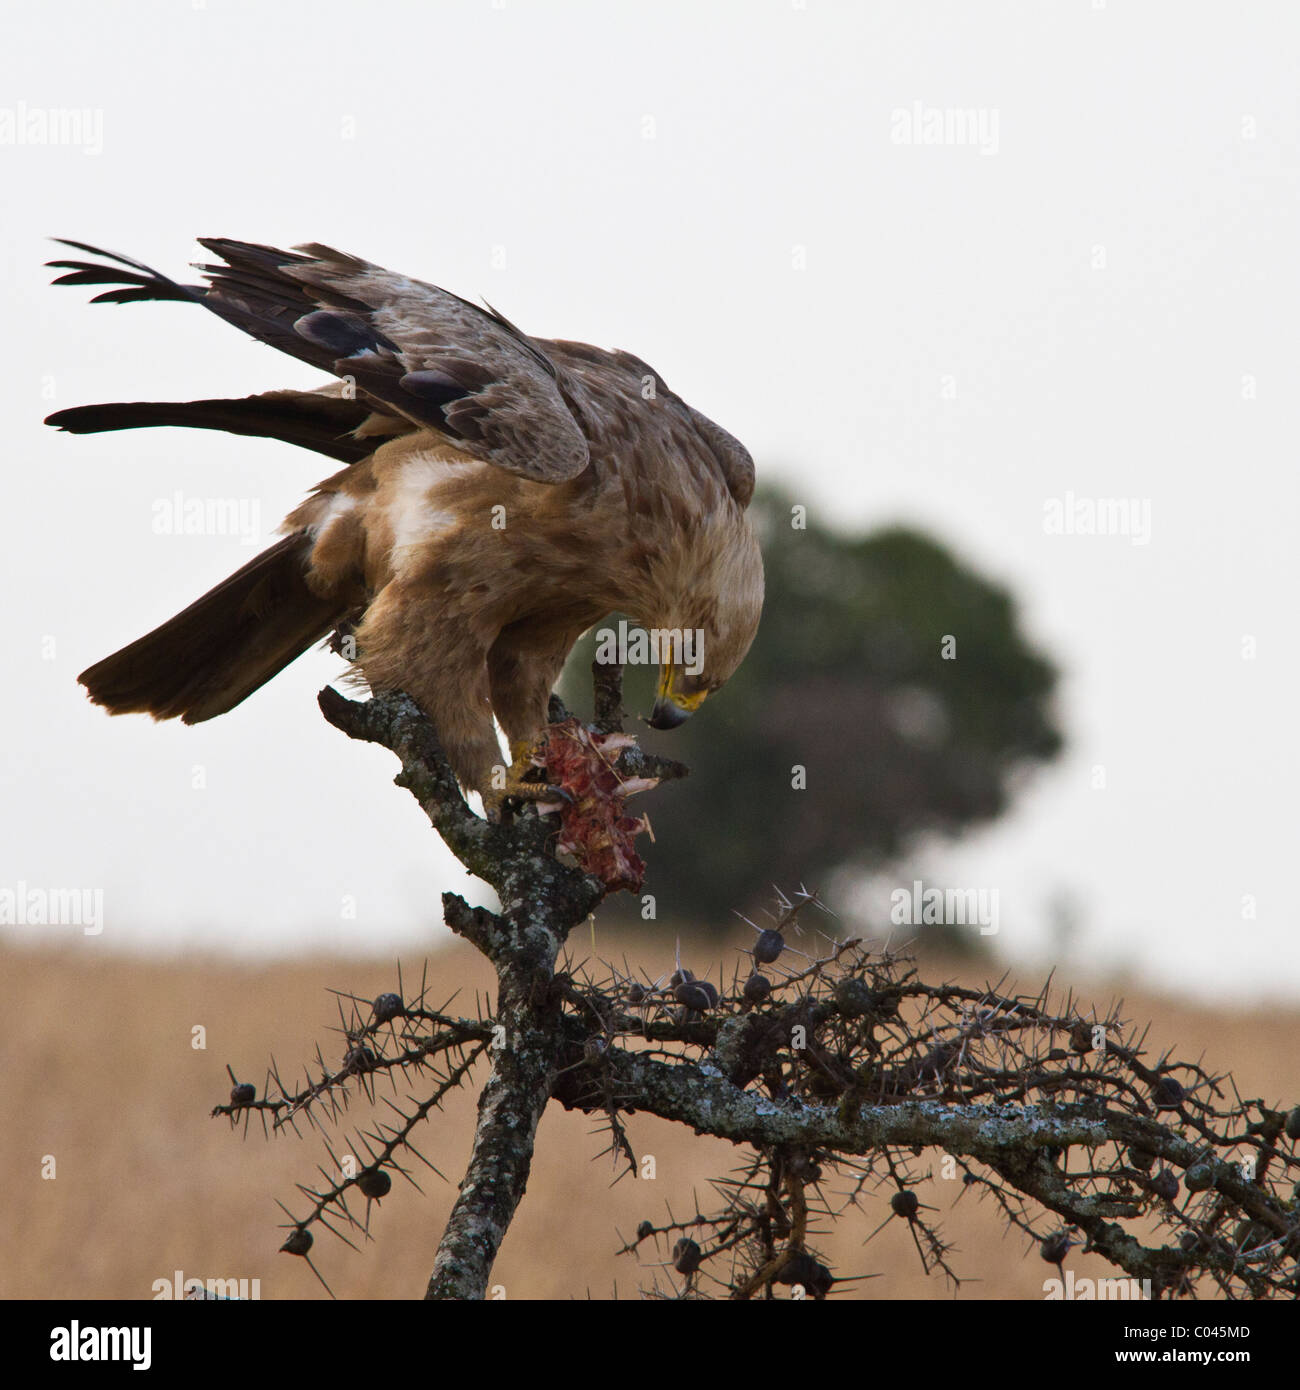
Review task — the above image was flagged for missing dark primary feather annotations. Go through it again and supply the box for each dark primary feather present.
[47,238,201,305]
[45,391,377,463]
[49,236,591,483]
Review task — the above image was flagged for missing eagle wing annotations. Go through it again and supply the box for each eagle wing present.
[47,238,591,484]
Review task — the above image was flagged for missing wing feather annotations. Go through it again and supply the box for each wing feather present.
[48,238,591,484]
[202,239,590,482]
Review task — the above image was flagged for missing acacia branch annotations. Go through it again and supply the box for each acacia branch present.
[211,680,1299,1302]
[318,684,622,1298]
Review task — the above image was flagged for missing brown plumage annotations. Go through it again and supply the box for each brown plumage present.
[49,239,764,799]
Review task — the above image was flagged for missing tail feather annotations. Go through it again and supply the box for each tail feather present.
[78,534,347,724]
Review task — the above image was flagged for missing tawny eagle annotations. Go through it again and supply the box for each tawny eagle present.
[47,239,764,805]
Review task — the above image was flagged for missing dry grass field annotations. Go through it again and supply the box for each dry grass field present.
[3,932,1297,1301]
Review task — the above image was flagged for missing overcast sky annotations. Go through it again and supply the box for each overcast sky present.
[2,1,1296,1001]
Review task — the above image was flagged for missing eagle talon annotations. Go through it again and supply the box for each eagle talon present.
[503,779,570,807]
[481,738,568,821]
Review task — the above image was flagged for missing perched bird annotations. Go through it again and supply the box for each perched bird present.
[47,239,764,808]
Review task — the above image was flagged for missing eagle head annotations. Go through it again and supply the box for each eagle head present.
[644,509,764,730]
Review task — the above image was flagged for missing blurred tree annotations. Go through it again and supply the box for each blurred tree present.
[559,488,1064,922]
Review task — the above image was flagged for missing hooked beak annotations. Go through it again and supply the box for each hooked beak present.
[648,695,692,730]
[647,668,709,730]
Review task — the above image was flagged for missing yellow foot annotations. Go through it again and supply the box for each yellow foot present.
[481,738,568,821]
